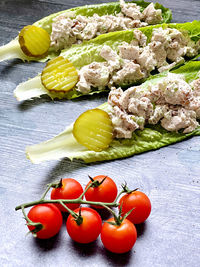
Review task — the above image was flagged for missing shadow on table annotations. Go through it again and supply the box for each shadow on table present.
[70,239,134,266]
[102,249,133,266]
[70,240,99,256]
[43,154,126,186]
[93,207,112,221]
[33,232,61,251]
[0,58,42,77]
[135,222,146,238]
[17,89,108,111]
[43,158,88,185]
[18,95,52,111]
[0,59,26,74]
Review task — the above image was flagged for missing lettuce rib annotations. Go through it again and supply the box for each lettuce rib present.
[0,1,171,63]
[26,60,200,164]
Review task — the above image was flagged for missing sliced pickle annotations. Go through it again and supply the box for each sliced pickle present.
[41,56,78,92]
[19,25,50,58]
[73,109,113,152]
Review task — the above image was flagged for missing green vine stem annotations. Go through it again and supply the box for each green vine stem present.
[15,178,137,230]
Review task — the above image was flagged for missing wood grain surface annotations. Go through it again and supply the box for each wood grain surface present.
[0,1,200,266]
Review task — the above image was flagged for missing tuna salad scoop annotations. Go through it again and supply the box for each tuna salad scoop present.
[51,0,163,51]
[77,27,200,94]
[108,73,200,138]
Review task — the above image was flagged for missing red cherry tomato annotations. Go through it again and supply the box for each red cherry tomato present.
[85,175,118,209]
[119,191,151,224]
[66,207,102,243]
[27,204,63,239]
[51,178,83,212]
[101,218,137,254]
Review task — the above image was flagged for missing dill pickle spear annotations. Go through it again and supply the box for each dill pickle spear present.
[73,109,113,152]
[41,56,78,92]
[18,25,50,58]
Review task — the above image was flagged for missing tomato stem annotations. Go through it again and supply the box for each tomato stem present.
[78,180,94,199]
[74,207,84,226]
[88,175,107,188]
[15,198,119,211]
[40,183,54,200]
[113,190,125,203]
[121,183,139,194]
[15,179,134,229]
[22,206,43,235]
[51,179,63,189]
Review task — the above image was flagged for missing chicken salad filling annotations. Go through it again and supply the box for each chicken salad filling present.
[76,27,200,94]
[51,0,163,51]
[107,73,200,138]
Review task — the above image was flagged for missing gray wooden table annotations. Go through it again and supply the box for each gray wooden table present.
[0,1,200,266]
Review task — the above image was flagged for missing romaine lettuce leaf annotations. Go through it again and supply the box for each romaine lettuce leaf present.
[26,60,200,164]
[0,1,172,62]
[15,21,200,101]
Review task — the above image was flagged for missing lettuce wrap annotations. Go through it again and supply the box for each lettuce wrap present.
[26,60,200,164]
[0,1,171,62]
[14,20,200,102]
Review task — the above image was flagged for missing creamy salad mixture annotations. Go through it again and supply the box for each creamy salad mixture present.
[107,73,200,138]
[51,0,163,51]
[76,27,200,94]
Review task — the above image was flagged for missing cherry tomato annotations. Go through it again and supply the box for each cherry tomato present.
[66,207,102,243]
[51,178,83,212]
[101,218,137,254]
[27,204,63,239]
[119,191,151,224]
[85,175,118,209]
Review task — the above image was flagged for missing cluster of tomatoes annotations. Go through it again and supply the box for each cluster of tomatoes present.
[27,175,151,254]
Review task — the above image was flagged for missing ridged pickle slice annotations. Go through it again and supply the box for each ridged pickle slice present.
[41,56,78,92]
[73,109,113,152]
[19,25,50,58]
